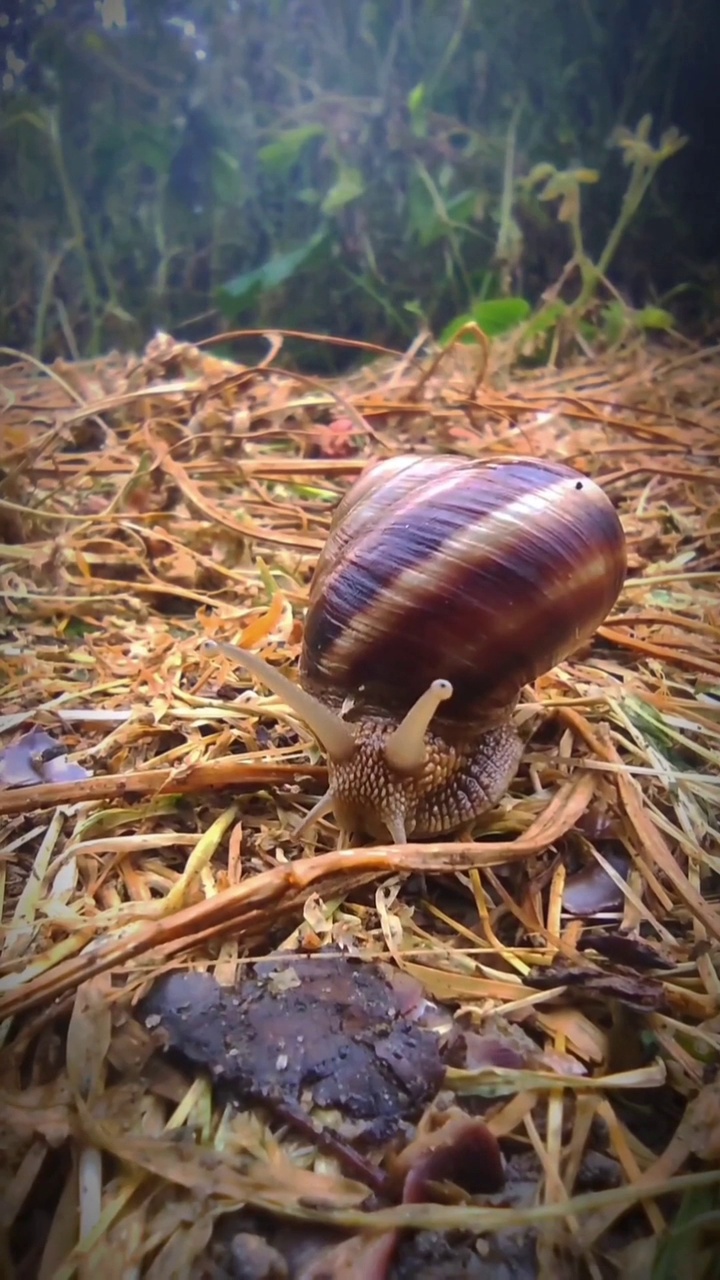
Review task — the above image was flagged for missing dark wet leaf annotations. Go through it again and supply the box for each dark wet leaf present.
[457,1033,527,1072]
[141,954,445,1142]
[446,1017,586,1078]
[562,851,630,916]
[0,729,91,788]
[377,965,433,1020]
[606,1002,653,1073]
[573,1149,622,1191]
[0,729,57,786]
[574,805,624,843]
[526,964,669,1011]
[294,1111,505,1277]
[445,1018,537,1072]
[41,754,92,783]
[578,933,676,970]
[390,1107,504,1203]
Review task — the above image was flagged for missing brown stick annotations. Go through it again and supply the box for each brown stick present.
[0,756,326,817]
[0,775,594,1019]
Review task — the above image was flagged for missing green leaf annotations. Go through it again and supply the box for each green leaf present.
[321,165,365,214]
[63,618,102,639]
[407,178,435,243]
[601,303,674,342]
[621,695,682,753]
[573,167,600,185]
[94,123,174,177]
[257,125,326,173]
[637,306,674,331]
[659,127,689,160]
[579,318,599,342]
[520,300,568,339]
[525,162,556,188]
[439,313,474,345]
[127,126,175,174]
[446,189,482,224]
[637,113,653,142]
[675,1029,719,1065]
[217,231,328,314]
[407,82,427,136]
[440,297,531,345]
[408,83,426,116]
[211,148,243,205]
[472,297,531,334]
[601,302,628,345]
[651,1185,720,1280]
[537,174,566,202]
[407,182,482,247]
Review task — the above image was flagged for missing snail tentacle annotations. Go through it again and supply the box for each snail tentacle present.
[294,789,337,838]
[384,678,454,774]
[204,640,355,762]
[385,814,407,845]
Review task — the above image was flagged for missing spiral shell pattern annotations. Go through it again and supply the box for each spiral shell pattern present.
[300,454,626,728]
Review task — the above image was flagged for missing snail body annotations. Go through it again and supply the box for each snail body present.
[209,453,626,846]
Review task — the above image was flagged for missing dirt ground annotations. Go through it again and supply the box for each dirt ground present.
[0,330,719,1279]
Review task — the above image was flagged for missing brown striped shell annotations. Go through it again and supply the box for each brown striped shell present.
[300,454,627,731]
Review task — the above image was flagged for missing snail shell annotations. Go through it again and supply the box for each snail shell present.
[209,453,626,846]
[302,453,626,726]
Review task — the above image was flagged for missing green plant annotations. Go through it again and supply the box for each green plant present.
[519,115,687,353]
[0,2,704,364]
[440,297,531,345]
[651,1185,720,1280]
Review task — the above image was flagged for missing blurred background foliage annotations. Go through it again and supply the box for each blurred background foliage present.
[0,0,718,367]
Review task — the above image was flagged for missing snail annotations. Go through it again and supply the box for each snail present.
[207,453,626,846]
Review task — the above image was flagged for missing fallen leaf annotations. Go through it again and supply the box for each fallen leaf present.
[562,851,630,915]
[0,729,91,789]
[140,953,445,1142]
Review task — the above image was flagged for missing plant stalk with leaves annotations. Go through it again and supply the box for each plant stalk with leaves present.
[524,115,687,339]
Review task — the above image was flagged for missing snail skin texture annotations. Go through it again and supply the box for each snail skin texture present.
[208,453,627,847]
